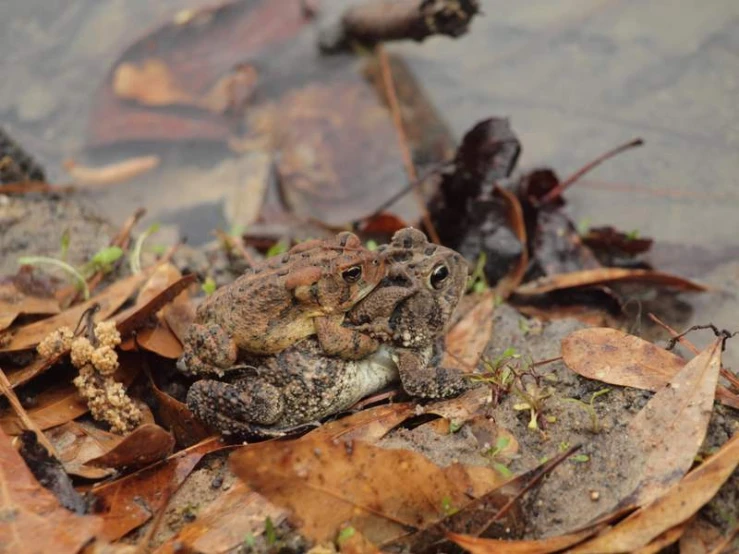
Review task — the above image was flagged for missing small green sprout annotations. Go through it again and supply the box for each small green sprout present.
[562,388,611,433]
[466,252,489,293]
[337,526,356,545]
[202,277,217,296]
[365,239,379,251]
[577,217,591,235]
[571,454,590,463]
[84,246,124,276]
[243,532,256,549]
[448,420,463,434]
[266,241,289,258]
[130,222,160,274]
[483,436,514,478]
[513,382,554,431]
[264,516,277,546]
[625,229,640,240]
[18,256,89,299]
[60,229,71,261]
[441,496,458,516]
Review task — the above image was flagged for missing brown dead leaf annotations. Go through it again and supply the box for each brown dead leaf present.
[1,272,148,352]
[0,426,102,554]
[561,328,685,391]
[92,436,225,541]
[308,402,415,443]
[493,185,528,299]
[46,421,122,479]
[443,291,495,370]
[448,526,600,553]
[231,434,490,545]
[570,432,739,553]
[680,518,727,554]
[0,282,60,331]
[128,322,183,358]
[627,338,723,507]
[148,373,212,447]
[86,423,174,470]
[632,522,689,554]
[113,59,196,107]
[6,353,64,388]
[63,156,160,187]
[152,481,286,554]
[424,387,492,424]
[515,268,707,296]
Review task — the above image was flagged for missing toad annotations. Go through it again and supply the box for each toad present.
[186,228,471,437]
[177,232,386,378]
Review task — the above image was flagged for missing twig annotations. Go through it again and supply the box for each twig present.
[214,229,255,268]
[136,490,173,554]
[647,313,739,390]
[0,367,59,457]
[539,138,644,205]
[377,45,441,244]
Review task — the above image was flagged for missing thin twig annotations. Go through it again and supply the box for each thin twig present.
[377,45,441,244]
[647,313,739,390]
[214,229,255,268]
[539,138,644,205]
[0,367,59,457]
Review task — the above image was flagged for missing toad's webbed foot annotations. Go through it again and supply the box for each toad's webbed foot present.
[395,348,468,399]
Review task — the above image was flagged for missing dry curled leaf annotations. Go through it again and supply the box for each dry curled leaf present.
[45,421,123,479]
[0,427,102,554]
[515,268,707,296]
[443,291,495,370]
[231,434,495,546]
[63,156,160,186]
[86,423,175,470]
[0,282,60,331]
[627,338,723,507]
[570,432,739,553]
[448,525,600,554]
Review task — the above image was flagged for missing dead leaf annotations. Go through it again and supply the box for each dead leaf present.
[63,156,160,186]
[0,426,102,554]
[632,522,689,554]
[113,59,196,107]
[443,292,495,370]
[230,434,493,545]
[493,186,528,299]
[569,432,739,553]
[515,268,707,296]
[307,402,415,443]
[1,272,148,353]
[45,421,122,479]
[152,481,286,554]
[86,423,174,470]
[148,374,212,447]
[92,436,225,541]
[448,526,599,553]
[680,518,727,554]
[561,328,685,391]
[424,387,492,424]
[0,282,60,331]
[627,338,723,507]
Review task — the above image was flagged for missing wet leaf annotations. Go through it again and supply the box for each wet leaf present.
[46,421,122,479]
[626,338,723,507]
[0,282,60,331]
[152,481,287,554]
[0,426,102,554]
[448,526,600,553]
[443,291,495,370]
[515,268,707,296]
[561,328,685,391]
[569,432,739,553]
[1,272,148,352]
[230,434,492,545]
[92,436,225,541]
[86,423,174,470]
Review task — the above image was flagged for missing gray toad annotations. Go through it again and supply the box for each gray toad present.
[185,228,471,437]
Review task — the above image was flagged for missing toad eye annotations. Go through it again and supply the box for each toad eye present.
[429,264,449,290]
[342,265,363,283]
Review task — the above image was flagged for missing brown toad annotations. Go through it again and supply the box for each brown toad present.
[186,228,471,437]
[177,232,385,378]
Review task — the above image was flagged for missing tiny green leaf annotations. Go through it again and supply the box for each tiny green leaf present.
[266,241,289,258]
[448,420,463,434]
[365,239,378,251]
[92,246,124,268]
[571,454,590,463]
[441,496,457,516]
[202,277,217,296]
[492,461,513,478]
[264,516,277,545]
[243,532,256,548]
[60,229,71,261]
[337,526,356,545]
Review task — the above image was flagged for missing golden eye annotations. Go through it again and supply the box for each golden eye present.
[430,264,449,289]
[342,265,362,283]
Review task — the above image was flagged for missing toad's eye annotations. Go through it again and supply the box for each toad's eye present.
[430,264,449,289]
[342,265,362,283]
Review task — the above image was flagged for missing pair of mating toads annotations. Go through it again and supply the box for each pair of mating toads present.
[177,228,472,437]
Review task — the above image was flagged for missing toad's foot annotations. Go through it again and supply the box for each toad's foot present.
[186,378,285,436]
[177,323,238,378]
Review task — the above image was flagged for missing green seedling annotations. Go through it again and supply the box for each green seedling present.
[60,229,71,261]
[365,239,378,251]
[337,526,356,545]
[441,496,458,516]
[570,454,590,463]
[266,241,289,258]
[562,388,611,433]
[512,381,554,431]
[129,222,160,274]
[576,217,591,235]
[18,256,89,299]
[202,277,217,296]
[483,436,513,478]
[243,533,256,549]
[82,246,124,277]
[466,252,490,293]
[448,420,463,434]
[625,229,640,240]
[264,516,277,546]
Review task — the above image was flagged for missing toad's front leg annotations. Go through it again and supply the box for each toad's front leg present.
[395,348,468,399]
[177,323,239,378]
[186,378,285,436]
[314,314,380,360]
